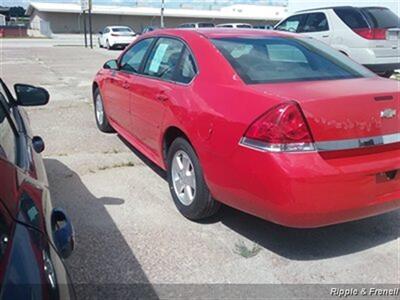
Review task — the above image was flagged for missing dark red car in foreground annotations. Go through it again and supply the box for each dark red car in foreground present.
[93,29,400,228]
[0,79,75,298]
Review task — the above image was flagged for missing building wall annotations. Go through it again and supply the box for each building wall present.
[30,11,275,34]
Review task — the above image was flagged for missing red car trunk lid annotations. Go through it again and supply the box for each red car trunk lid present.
[249,77,400,142]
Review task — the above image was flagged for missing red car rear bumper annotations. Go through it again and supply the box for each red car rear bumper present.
[204,145,400,228]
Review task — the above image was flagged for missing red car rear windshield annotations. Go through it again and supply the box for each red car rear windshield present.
[212,37,374,84]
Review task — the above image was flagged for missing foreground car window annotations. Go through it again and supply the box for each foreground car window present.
[120,38,154,73]
[212,37,374,84]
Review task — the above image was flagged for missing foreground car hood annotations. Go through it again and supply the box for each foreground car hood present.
[248,77,400,142]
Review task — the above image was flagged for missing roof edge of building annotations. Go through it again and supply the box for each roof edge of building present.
[26,2,287,21]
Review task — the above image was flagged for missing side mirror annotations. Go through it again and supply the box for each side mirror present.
[32,136,45,153]
[51,208,74,259]
[98,31,103,34]
[103,59,119,70]
[14,84,49,106]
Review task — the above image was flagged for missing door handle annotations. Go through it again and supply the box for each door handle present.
[156,92,169,101]
[322,35,329,38]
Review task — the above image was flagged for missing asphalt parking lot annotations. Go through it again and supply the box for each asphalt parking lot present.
[1,37,399,298]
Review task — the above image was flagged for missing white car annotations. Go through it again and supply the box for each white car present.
[216,23,253,29]
[275,6,400,77]
[98,26,137,50]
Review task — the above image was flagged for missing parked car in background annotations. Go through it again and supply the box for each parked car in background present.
[93,29,400,228]
[216,23,252,28]
[0,79,75,299]
[274,6,400,77]
[141,26,158,34]
[253,24,274,30]
[178,22,215,28]
[98,26,138,50]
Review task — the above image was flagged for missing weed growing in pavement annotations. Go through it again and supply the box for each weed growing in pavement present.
[234,240,262,258]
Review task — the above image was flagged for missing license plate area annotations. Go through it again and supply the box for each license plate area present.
[387,29,400,41]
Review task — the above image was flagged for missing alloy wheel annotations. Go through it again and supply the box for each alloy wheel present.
[95,94,104,125]
[171,150,196,206]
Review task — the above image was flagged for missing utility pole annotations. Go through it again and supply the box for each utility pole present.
[160,0,165,28]
[83,10,87,48]
[88,0,93,49]
[81,0,91,48]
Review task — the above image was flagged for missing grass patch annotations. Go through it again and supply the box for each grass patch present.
[55,153,68,157]
[102,148,122,154]
[234,240,262,258]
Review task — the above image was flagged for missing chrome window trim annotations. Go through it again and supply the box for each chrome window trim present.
[239,132,400,153]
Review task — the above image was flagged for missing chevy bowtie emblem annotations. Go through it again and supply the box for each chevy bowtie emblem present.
[380,108,397,119]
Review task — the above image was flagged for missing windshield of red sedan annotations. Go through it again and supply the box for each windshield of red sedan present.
[212,37,374,84]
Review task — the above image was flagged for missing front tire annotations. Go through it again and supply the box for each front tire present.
[93,88,114,133]
[167,138,220,220]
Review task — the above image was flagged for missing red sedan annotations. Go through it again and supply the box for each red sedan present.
[92,29,400,228]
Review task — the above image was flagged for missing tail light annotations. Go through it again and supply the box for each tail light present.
[353,28,387,40]
[240,102,315,152]
[111,33,120,37]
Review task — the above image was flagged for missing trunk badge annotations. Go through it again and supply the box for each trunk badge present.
[380,109,397,119]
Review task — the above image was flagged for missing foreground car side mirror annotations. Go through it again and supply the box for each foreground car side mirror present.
[14,84,49,106]
[98,31,103,34]
[51,208,74,259]
[103,59,119,70]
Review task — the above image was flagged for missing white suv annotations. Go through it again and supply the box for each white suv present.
[275,6,400,77]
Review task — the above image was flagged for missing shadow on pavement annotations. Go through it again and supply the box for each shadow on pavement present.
[118,135,399,261]
[45,158,159,299]
[119,135,167,180]
[214,206,399,261]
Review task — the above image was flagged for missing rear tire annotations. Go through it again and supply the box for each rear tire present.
[93,88,114,133]
[167,137,220,220]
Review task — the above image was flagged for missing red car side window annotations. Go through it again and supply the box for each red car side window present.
[120,38,154,73]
